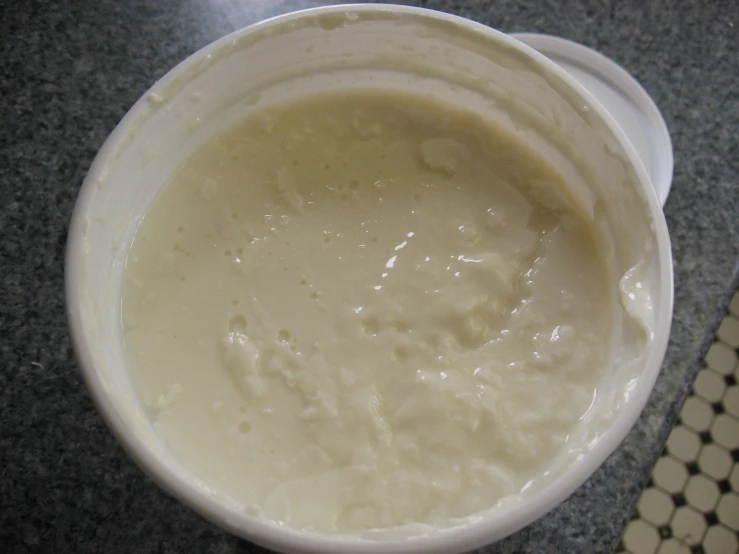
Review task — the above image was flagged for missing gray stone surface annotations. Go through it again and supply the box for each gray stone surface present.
[1,0,737,552]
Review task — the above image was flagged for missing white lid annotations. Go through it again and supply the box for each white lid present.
[511,33,673,207]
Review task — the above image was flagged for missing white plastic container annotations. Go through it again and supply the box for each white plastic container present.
[65,5,673,554]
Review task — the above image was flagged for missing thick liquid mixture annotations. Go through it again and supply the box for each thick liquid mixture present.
[123,90,611,534]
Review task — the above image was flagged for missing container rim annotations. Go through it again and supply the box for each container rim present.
[65,4,674,553]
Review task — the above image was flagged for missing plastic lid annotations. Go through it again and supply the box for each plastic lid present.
[511,33,673,207]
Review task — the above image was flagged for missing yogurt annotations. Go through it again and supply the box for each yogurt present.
[122,89,613,534]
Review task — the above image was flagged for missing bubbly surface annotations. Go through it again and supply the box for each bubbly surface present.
[123,90,611,534]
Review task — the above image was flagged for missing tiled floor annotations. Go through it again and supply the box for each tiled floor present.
[617,291,739,554]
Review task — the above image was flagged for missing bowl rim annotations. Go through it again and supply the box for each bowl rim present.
[65,4,674,553]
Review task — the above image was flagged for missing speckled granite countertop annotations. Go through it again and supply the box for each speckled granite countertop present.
[1,0,737,552]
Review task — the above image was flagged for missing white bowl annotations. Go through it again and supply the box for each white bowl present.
[65,5,673,553]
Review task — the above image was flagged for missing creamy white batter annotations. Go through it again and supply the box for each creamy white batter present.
[123,90,612,534]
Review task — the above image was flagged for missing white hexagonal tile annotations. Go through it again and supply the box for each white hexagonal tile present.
[666,425,702,462]
[684,474,721,513]
[716,493,739,531]
[705,341,738,375]
[731,465,739,492]
[680,396,714,431]
[655,538,686,554]
[717,315,739,348]
[638,487,675,526]
[698,444,733,480]
[622,519,660,554]
[670,506,707,545]
[723,385,739,417]
[693,369,727,403]
[653,456,689,493]
[710,413,739,450]
[703,524,739,554]
[730,290,739,317]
